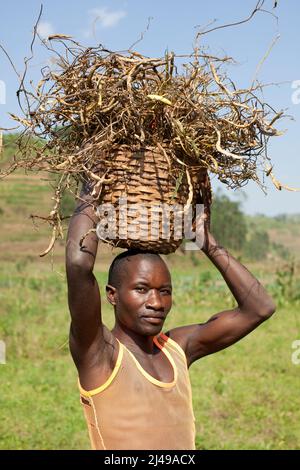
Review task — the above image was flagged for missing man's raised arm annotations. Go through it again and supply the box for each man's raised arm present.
[65,180,104,367]
[168,208,276,366]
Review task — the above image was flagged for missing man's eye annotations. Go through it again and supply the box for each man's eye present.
[136,287,146,292]
[161,290,171,295]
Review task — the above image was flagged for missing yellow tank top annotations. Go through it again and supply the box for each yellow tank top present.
[78,332,196,450]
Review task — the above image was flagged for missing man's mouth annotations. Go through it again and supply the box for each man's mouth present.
[141,315,165,325]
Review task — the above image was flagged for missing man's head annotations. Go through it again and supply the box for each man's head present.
[106,250,172,336]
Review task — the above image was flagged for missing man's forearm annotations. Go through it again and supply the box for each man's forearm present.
[202,233,276,317]
[66,187,99,272]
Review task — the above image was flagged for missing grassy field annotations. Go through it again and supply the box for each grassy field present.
[0,163,300,449]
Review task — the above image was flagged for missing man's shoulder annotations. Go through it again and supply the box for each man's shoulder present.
[164,325,197,354]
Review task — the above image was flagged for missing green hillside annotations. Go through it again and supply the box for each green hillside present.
[0,135,299,450]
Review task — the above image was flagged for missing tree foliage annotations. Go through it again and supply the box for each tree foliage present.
[244,229,270,260]
[211,190,247,252]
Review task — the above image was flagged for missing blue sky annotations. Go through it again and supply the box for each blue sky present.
[1,0,299,215]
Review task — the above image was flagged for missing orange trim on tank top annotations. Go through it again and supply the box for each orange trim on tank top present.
[123,335,177,388]
[78,333,181,397]
[159,333,187,359]
[78,340,124,397]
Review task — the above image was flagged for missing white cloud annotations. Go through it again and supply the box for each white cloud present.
[89,7,126,29]
[37,21,55,39]
[46,56,60,72]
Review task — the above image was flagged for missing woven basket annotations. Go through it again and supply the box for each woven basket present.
[91,146,211,254]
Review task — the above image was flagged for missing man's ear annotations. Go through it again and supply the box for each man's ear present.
[106,284,117,306]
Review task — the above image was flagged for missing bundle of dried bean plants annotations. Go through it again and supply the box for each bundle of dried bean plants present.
[0,33,288,256]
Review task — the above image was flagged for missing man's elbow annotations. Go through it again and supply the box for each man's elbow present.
[65,243,95,273]
[242,298,277,321]
[66,254,94,274]
[258,299,277,320]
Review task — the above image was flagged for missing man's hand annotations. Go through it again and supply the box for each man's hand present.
[169,188,276,366]
[193,188,217,253]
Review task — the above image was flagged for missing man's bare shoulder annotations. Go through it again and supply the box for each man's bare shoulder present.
[164,325,199,354]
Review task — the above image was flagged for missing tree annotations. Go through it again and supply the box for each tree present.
[244,230,270,260]
[211,190,247,252]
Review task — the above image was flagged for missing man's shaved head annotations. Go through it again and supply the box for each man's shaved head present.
[108,250,165,288]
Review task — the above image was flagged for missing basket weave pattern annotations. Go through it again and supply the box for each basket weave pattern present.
[94,146,211,253]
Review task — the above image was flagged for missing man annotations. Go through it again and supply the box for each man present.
[65,181,276,450]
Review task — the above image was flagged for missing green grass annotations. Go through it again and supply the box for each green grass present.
[0,146,300,449]
[0,256,299,450]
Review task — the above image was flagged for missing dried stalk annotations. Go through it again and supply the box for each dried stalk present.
[0,36,287,255]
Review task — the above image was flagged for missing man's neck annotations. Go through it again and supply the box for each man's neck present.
[111,324,159,355]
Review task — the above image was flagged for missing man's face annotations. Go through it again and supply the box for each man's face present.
[107,256,172,336]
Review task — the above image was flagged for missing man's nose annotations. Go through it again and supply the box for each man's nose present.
[146,289,163,310]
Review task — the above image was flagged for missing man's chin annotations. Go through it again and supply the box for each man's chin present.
[140,318,165,335]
